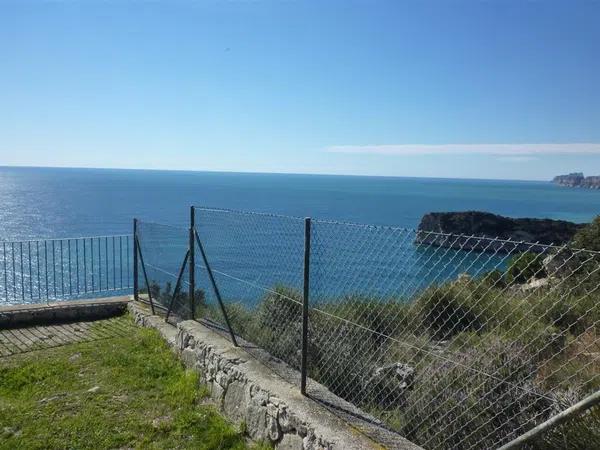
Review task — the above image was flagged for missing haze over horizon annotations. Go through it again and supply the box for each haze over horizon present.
[2,1,599,181]
[2,163,596,184]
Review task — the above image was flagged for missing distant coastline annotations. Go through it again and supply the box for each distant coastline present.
[553,173,600,189]
[416,211,584,253]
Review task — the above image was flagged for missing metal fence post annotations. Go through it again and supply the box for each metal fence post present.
[189,206,196,319]
[300,217,311,396]
[133,218,139,301]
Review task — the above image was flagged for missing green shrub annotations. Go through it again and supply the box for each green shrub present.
[318,296,412,342]
[572,216,600,251]
[220,302,257,338]
[415,282,485,339]
[143,281,206,319]
[531,290,599,336]
[399,334,555,449]
[253,286,304,366]
[257,285,302,330]
[540,408,600,450]
[481,269,507,288]
[507,252,546,284]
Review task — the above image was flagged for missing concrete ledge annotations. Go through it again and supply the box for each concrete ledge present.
[0,297,129,329]
[128,301,421,450]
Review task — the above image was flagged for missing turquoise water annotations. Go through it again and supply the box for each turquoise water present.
[1,166,599,304]
[1,166,599,241]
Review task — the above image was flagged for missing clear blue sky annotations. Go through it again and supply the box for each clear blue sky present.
[1,0,599,180]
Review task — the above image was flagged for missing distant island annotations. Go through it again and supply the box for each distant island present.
[553,173,600,189]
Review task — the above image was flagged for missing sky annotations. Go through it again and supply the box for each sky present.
[1,0,599,181]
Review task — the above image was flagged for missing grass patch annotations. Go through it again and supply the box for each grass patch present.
[0,315,268,450]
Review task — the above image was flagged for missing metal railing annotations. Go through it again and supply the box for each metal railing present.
[133,207,600,449]
[1,235,133,305]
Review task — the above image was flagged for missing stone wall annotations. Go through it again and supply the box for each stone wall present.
[0,297,128,328]
[128,301,421,450]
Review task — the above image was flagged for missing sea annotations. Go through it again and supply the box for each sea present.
[1,166,599,305]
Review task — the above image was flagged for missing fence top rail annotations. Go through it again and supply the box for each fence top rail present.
[193,205,306,221]
[136,220,188,231]
[191,206,600,255]
[1,234,133,245]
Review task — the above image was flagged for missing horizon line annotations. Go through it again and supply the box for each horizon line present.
[0,163,559,183]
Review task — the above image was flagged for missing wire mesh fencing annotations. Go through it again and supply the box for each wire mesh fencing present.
[307,220,599,449]
[193,207,306,366]
[134,220,192,321]
[0,236,133,306]
[134,207,600,449]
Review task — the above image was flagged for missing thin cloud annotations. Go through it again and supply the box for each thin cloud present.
[326,143,600,156]
[496,156,539,163]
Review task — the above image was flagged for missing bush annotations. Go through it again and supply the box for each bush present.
[481,269,507,288]
[572,216,600,251]
[531,290,599,336]
[539,404,600,450]
[399,334,555,449]
[257,285,302,330]
[318,296,412,343]
[252,286,304,366]
[507,252,546,284]
[143,281,206,319]
[415,282,485,339]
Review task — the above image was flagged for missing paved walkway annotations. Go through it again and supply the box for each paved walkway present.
[0,316,134,357]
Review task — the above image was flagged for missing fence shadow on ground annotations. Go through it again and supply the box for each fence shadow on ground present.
[0,316,135,357]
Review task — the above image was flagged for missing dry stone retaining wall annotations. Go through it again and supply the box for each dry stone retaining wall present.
[128,301,420,450]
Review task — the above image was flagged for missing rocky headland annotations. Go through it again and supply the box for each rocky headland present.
[416,211,585,253]
[553,173,600,189]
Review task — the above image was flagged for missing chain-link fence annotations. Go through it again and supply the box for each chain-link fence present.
[1,235,133,306]
[134,207,600,449]
[134,220,191,320]
[307,220,599,450]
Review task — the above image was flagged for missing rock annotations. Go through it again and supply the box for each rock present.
[553,172,585,187]
[416,211,584,253]
[278,407,293,433]
[371,363,415,387]
[151,416,173,430]
[276,433,304,450]
[209,382,225,405]
[252,388,269,406]
[223,381,247,423]
[456,273,472,283]
[363,363,415,408]
[112,394,128,402]
[38,395,64,404]
[69,352,81,362]
[2,427,22,438]
[543,249,584,277]
[245,403,268,441]
[266,414,281,441]
[180,347,197,369]
[553,172,600,189]
[519,277,550,292]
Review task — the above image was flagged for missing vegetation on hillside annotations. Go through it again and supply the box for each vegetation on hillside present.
[572,216,600,251]
[144,216,600,449]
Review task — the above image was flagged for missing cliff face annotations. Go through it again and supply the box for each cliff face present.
[553,173,600,189]
[416,211,584,253]
[582,176,600,188]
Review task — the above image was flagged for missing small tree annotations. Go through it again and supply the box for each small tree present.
[506,252,545,284]
[572,216,600,251]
